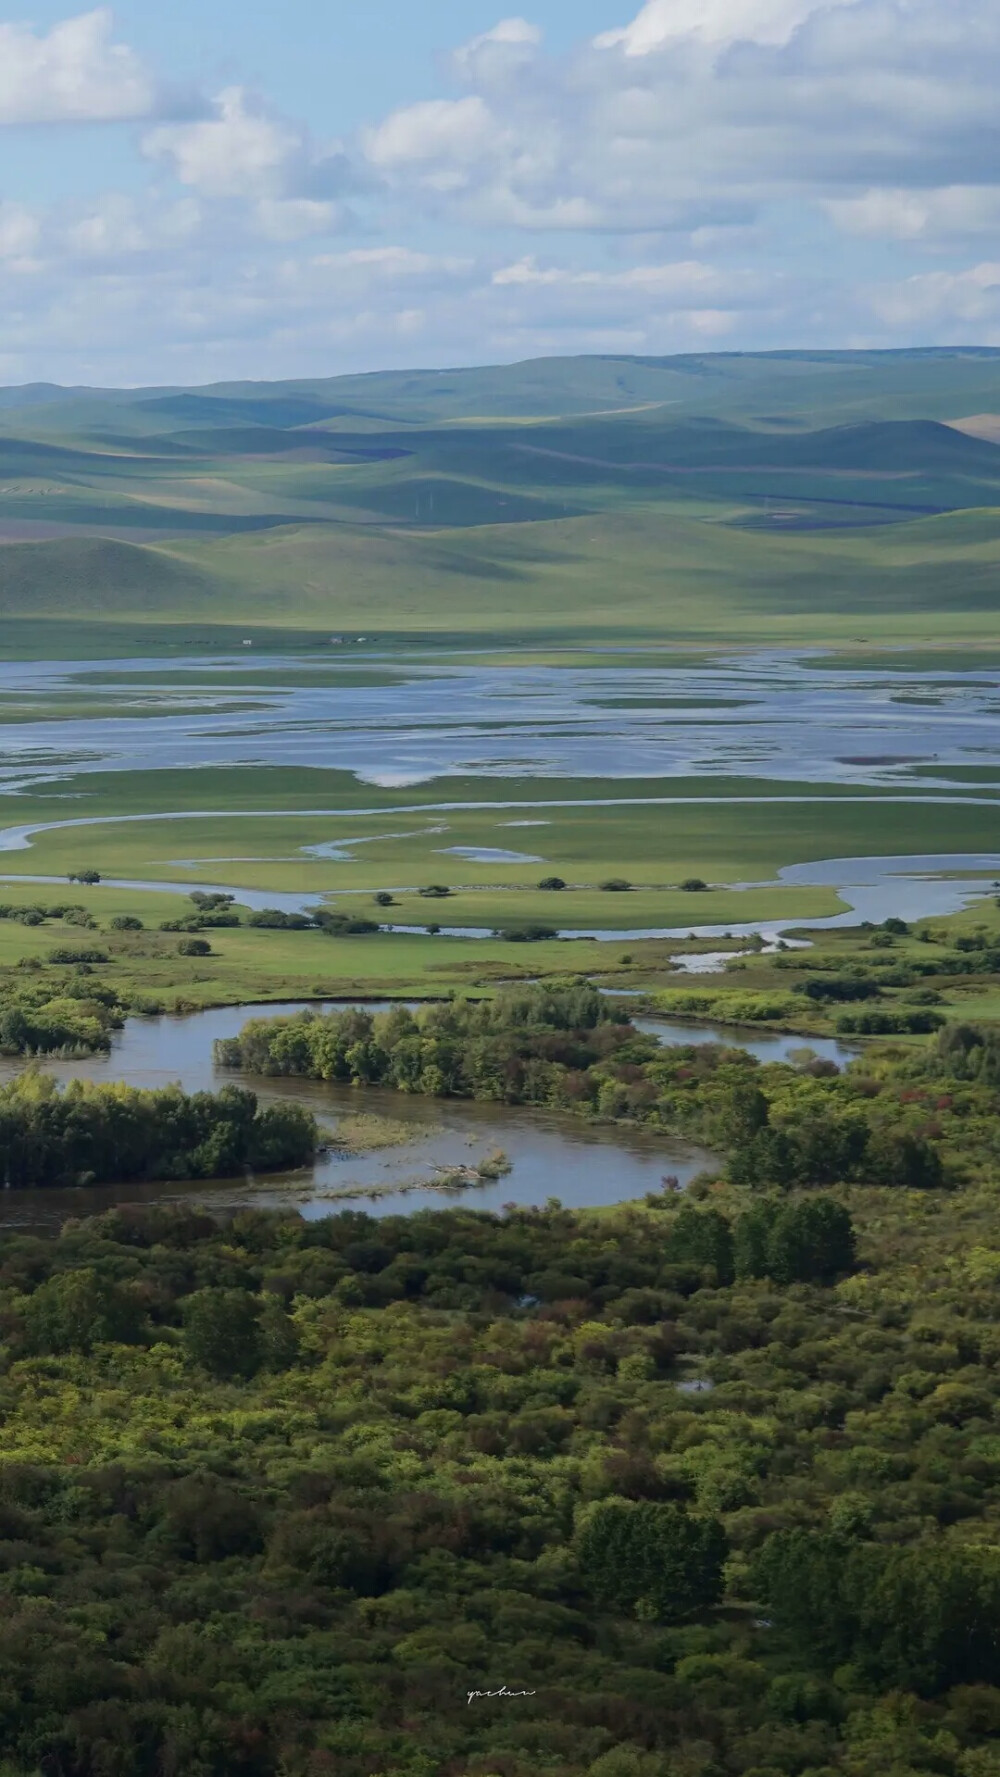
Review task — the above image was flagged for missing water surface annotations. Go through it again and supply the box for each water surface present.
[2,647,1000,792]
[0,999,717,1230]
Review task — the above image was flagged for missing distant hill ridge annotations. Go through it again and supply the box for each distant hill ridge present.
[2,349,1000,641]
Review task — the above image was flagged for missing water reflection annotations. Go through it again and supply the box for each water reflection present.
[0,1000,716,1230]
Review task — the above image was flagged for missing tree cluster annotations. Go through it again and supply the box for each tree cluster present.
[0,1075,315,1188]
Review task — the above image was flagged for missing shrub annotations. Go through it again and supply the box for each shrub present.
[418,885,451,899]
[110,915,144,932]
[247,909,314,929]
[48,947,108,965]
[836,1010,945,1035]
[538,877,566,891]
[178,938,212,957]
[679,878,708,892]
[314,912,380,937]
[600,878,632,892]
[495,924,558,942]
[373,892,395,907]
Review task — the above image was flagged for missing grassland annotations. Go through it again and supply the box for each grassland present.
[2,350,1000,647]
[2,775,996,893]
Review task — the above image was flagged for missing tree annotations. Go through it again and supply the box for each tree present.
[373,892,395,906]
[766,1196,856,1285]
[752,1530,1000,1695]
[182,1288,261,1379]
[720,1081,770,1148]
[578,1501,727,1621]
[23,1268,142,1355]
[733,1201,779,1280]
[258,1297,302,1370]
[864,1127,944,1188]
[666,1206,735,1284]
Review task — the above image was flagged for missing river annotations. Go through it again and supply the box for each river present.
[0,993,847,1229]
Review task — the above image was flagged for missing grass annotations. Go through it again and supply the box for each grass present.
[4,789,997,904]
[3,352,1000,647]
[330,1113,435,1153]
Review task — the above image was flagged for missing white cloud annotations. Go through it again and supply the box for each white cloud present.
[871,263,1000,333]
[3,0,1000,378]
[0,8,153,124]
[827,186,1000,243]
[143,88,302,199]
[63,193,202,257]
[359,0,1000,239]
[365,96,499,178]
[453,18,543,84]
[594,0,851,54]
[0,203,42,261]
[254,197,340,241]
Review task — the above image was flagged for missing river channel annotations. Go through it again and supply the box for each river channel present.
[0,996,850,1230]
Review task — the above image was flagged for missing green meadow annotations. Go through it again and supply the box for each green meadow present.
[0,348,998,1009]
[3,348,1000,647]
[2,777,998,907]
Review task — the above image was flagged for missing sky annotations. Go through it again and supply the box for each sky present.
[1,0,999,385]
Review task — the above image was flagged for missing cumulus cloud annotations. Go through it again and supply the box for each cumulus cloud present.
[3,0,1000,378]
[365,96,499,182]
[594,0,852,53]
[452,18,543,85]
[827,186,1000,244]
[871,264,1000,334]
[142,87,354,242]
[359,0,1000,239]
[0,8,153,124]
[143,89,300,199]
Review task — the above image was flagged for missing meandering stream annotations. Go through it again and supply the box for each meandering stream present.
[0,995,850,1229]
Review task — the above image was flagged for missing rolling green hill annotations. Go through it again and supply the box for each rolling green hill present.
[2,349,1000,646]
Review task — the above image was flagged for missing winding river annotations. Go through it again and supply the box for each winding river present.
[0,996,854,1230]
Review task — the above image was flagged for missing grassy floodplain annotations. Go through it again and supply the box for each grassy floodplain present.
[1,771,999,896]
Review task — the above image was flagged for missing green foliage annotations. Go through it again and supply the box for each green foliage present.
[495,923,559,942]
[578,1501,728,1621]
[0,1177,992,1774]
[747,1196,856,1285]
[246,907,314,928]
[753,1531,1000,1694]
[23,1267,142,1354]
[0,976,127,1055]
[177,936,211,956]
[0,1075,315,1187]
[217,986,972,1201]
[182,1287,262,1378]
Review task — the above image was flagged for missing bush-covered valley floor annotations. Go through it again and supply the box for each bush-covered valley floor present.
[1,960,1000,1772]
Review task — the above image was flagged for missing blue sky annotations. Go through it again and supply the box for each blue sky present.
[1,1,999,385]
